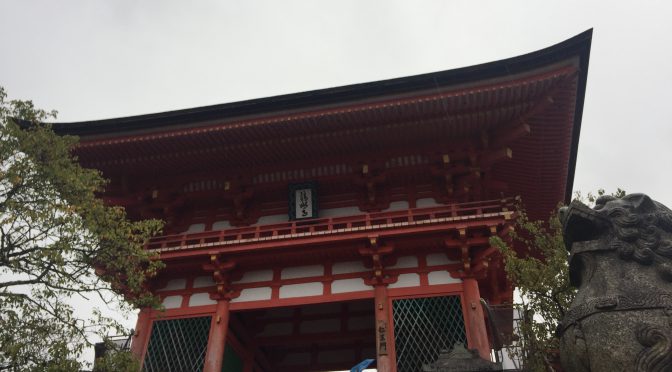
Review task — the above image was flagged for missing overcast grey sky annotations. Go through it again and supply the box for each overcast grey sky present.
[2,0,672,364]
[3,0,672,205]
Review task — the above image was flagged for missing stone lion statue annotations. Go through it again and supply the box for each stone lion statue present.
[558,193,672,372]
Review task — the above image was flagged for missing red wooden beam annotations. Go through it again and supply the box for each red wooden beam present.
[156,219,507,260]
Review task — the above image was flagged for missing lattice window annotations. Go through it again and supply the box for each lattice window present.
[392,295,467,372]
[143,316,212,372]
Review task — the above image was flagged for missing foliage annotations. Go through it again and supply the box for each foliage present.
[0,86,164,371]
[92,339,140,372]
[575,187,626,204]
[490,189,625,372]
[490,205,571,371]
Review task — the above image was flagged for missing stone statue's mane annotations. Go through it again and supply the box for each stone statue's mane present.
[598,196,672,281]
[560,193,672,371]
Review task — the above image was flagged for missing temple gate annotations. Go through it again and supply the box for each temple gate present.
[56,31,592,372]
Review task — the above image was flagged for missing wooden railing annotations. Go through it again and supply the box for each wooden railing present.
[146,198,515,251]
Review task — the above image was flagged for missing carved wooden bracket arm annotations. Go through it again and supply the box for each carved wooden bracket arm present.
[359,236,397,286]
[203,254,240,301]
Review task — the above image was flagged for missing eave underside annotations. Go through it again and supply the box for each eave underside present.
[74,63,581,220]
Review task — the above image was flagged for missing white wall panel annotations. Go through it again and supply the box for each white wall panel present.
[428,270,462,285]
[331,278,373,294]
[193,276,215,288]
[256,214,289,225]
[156,278,187,291]
[382,200,409,212]
[211,220,231,230]
[161,295,182,309]
[319,206,362,218]
[389,255,418,269]
[388,273,420,288]
[233,269,274,283]
[188,293,217,307]
[184,223,205,233]
[279,282,323,298]
[426,253,458,266]
[332,260,368,274]
[231,287,272,303]
[281,265,324,279]
[416,198,441,208]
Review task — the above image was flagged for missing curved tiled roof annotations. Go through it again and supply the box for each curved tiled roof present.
[53,30,592,218]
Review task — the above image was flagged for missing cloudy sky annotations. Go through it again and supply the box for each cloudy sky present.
[3,1,672,204]
[2,0,672,364]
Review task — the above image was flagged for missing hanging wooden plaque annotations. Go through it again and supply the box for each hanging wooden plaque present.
[289,182,318,220]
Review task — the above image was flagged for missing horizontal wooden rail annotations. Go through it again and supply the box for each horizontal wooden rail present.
[146,198,515,252]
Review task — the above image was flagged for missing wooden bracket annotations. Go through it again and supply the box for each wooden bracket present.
[452,227,473,276]
[353,165,387,209]
[359,236,395,285]
[203,254,239,301]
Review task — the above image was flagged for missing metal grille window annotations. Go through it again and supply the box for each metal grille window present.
[392,295,467,372]
[143,316,212,372]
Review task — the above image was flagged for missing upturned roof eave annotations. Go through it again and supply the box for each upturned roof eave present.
[51,29,593,147]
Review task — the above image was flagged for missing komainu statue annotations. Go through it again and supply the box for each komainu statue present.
[558,193,672,371]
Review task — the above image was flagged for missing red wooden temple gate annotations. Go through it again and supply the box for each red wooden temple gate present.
[56,31,591,372]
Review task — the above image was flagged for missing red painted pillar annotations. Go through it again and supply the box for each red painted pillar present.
[374,284,393,372]
[203,299,231,372]
[130,308,151,367]
[463,277,490,360]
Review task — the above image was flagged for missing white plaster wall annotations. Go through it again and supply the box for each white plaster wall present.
[256,214,289,225]
[382,200,409,212]
[389,255,418,269]
[156,278,187,292]
[193,276,215,288]
[319,206,362,218]
[388,273,420,288]
[279,282,323,298]
[184,223,205,233]
[331,278,373,294]
[188,293,217,307]
[211,220,231,230]
[281,264,324,279]
[428,270,462,285]
[332,260,368,274]
[161,295,182,309]
[231,287,272,303]
[416,197,441,208]
[426,252,458,266]
[233,269,274,283]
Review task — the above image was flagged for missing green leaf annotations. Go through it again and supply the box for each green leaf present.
[0,86,164,370]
